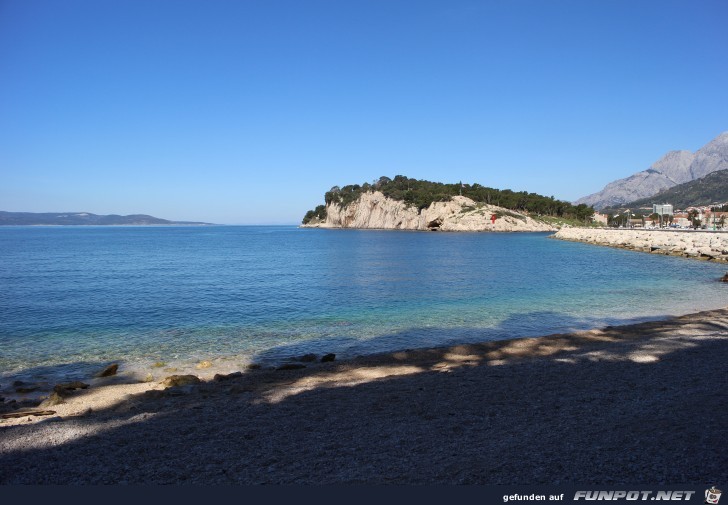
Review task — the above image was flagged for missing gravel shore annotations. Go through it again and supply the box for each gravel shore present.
[1,307,726,484]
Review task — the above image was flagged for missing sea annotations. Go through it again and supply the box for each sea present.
[1,225,727,385]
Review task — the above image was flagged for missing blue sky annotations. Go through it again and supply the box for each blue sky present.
[1,0,726,224]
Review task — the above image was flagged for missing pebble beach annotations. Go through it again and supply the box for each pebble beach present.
[1,306,726,484]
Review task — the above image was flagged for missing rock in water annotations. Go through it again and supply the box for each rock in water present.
[321,353,336,363]
[97,363,119,377]
[196,360,213,369]
[162,375,201,388]
[297,353,318,362]
[721,273,728,282]
[15,386,39,394]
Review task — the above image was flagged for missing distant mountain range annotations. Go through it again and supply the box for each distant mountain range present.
[0,212,212,226]
[602,169,728,211]
[576,131,728,209]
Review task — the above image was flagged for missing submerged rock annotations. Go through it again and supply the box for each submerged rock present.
[15,386,39,394]
[297,353,318,362]
[162,375,201,388]
[246,364,262,371]
[96,363,119,377]
[196,360,213,369]
[321,353,336,363]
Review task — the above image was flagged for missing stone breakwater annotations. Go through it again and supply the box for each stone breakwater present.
[303,191,555,232]
[553,227,728,262]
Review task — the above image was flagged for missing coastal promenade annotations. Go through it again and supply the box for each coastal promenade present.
[553,227,728,262]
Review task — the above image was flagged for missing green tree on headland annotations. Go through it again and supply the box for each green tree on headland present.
[302,205,327,224]
[304,175,595,223]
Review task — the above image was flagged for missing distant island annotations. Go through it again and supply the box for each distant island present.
[302,175,595,232]
[0,211,213,226]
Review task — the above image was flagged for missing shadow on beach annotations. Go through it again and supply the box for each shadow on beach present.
[0,310,726,484]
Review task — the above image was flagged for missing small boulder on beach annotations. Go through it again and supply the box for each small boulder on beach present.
[162,375,201,388]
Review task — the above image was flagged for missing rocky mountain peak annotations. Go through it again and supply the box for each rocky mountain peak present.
[576,131,728,210]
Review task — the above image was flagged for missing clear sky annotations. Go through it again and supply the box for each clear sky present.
[1,0,726,224]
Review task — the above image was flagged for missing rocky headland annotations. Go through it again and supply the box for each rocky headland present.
[302,191,555,232]
[553,227,728,262]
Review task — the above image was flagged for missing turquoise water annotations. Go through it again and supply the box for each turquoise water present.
[1,226,726,383]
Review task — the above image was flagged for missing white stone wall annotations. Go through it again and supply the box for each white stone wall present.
[553,227,728,262]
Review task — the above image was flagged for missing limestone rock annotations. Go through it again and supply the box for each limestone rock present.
[303,191,555,232]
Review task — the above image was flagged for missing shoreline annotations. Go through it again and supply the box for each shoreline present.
[1,306,726,483]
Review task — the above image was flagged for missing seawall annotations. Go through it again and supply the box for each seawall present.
[553,227,728,262]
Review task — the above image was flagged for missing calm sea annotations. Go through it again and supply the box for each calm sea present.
[1,226,727,383]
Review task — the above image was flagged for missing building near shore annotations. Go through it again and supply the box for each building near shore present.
[592,212,608,225]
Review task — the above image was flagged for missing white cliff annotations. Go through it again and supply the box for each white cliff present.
[553,227,728,262]
[302,191,556,232]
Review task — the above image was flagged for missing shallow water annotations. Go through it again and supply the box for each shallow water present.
[1,226,726,384]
